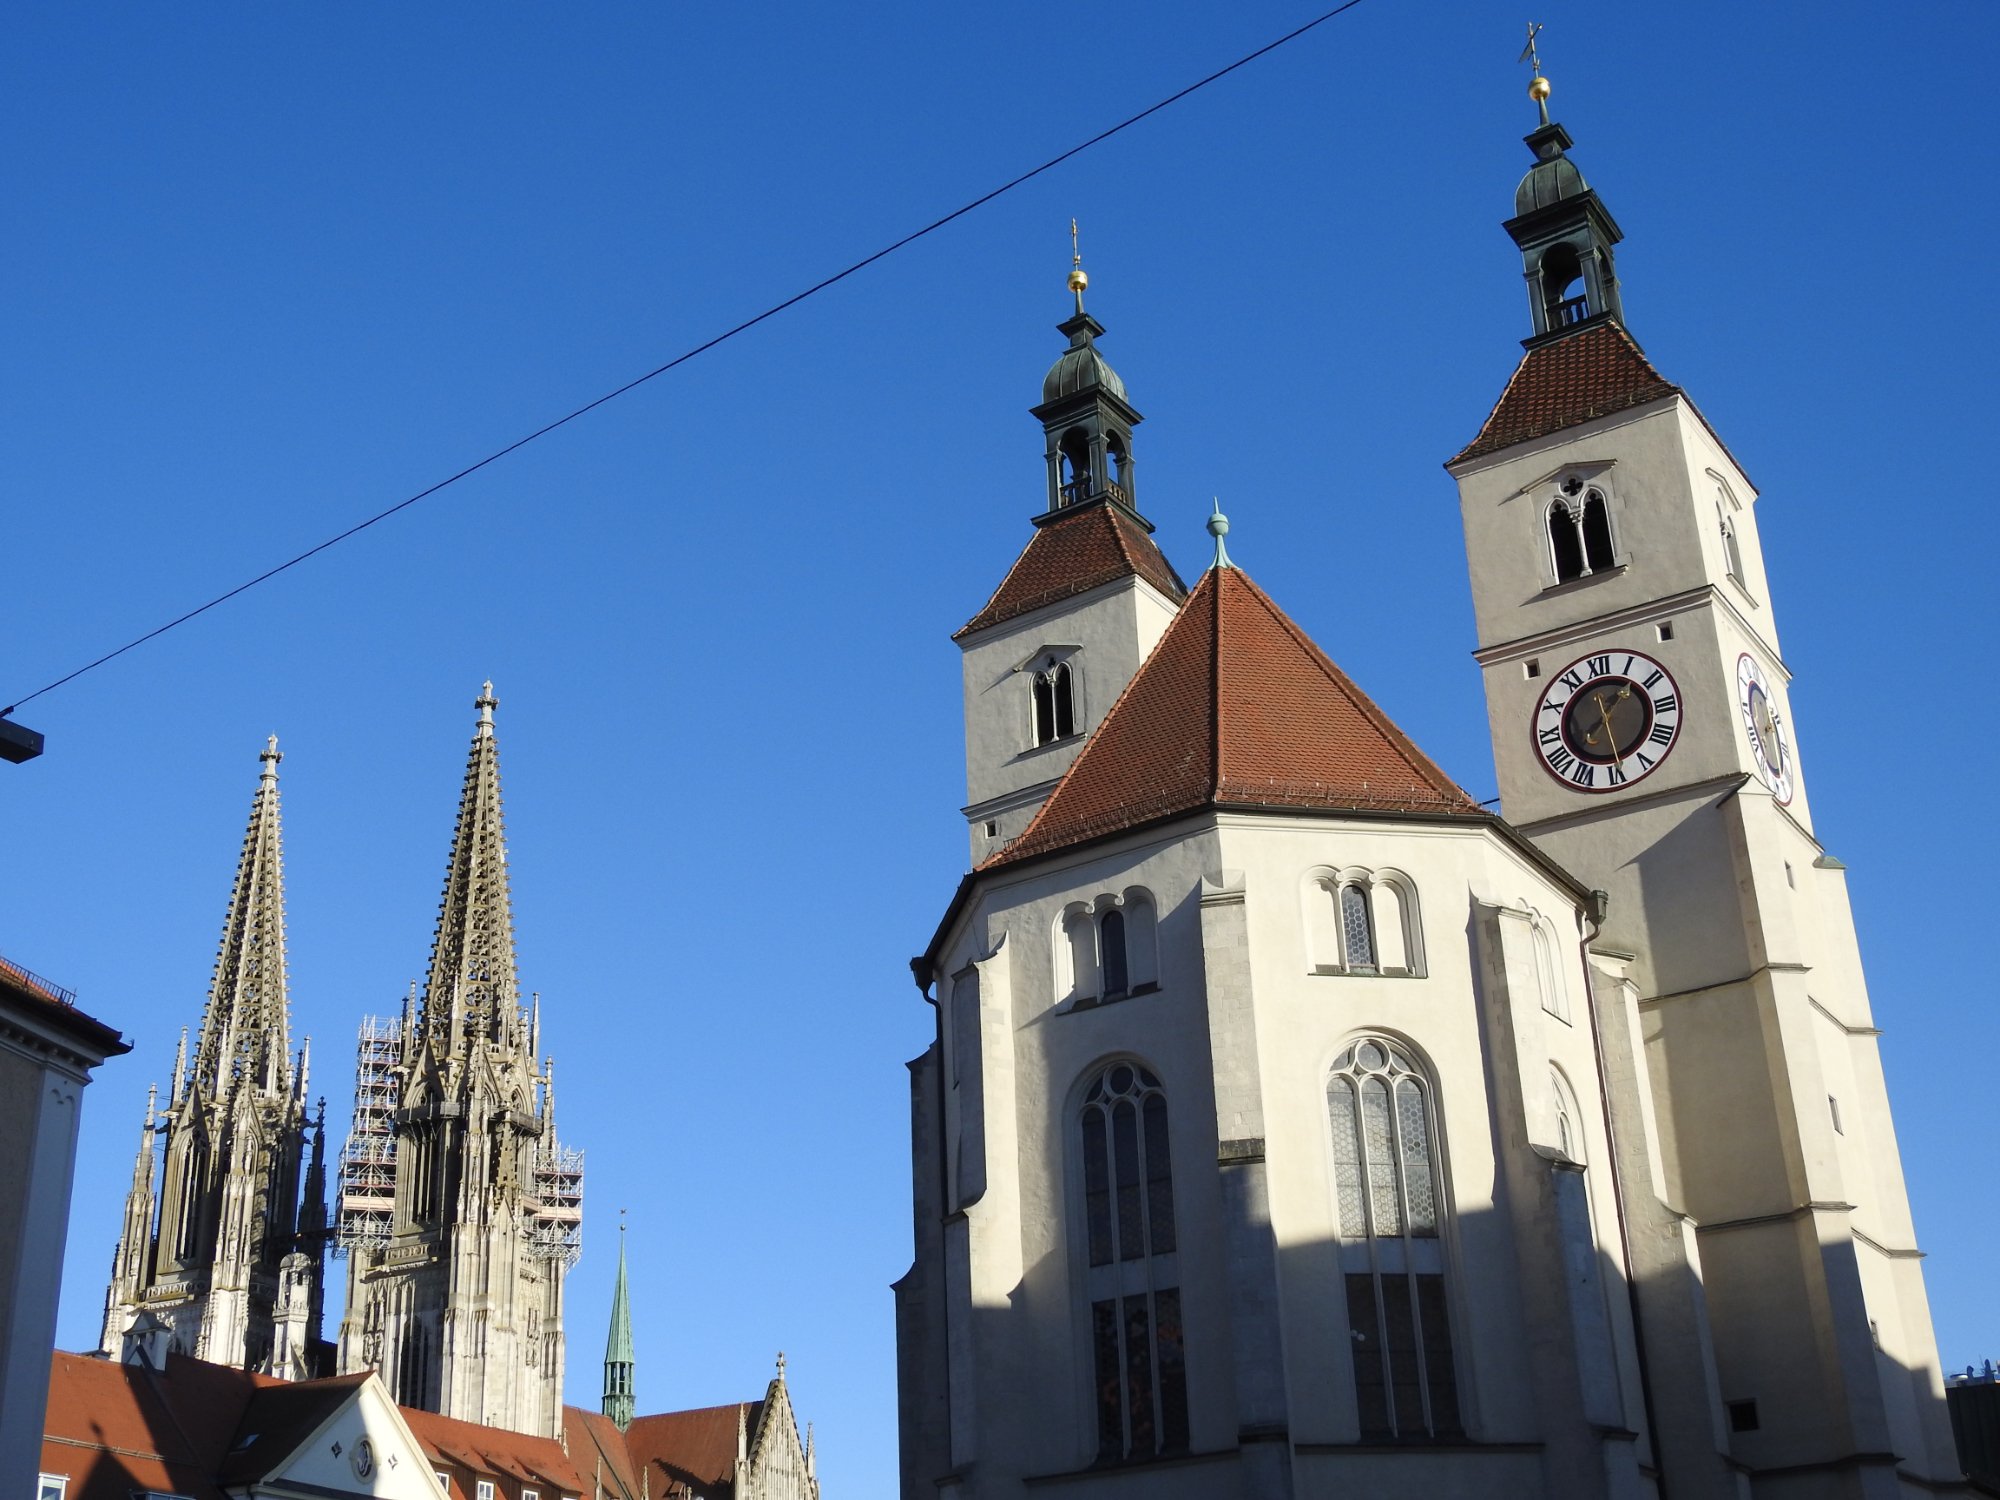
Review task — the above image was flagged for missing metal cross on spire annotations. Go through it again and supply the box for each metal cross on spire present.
[1518,21,1543,76]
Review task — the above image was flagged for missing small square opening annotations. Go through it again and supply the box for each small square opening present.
[1656,620,1675,642]
[1728,1399,1760,1433]
[984,820,999,838]
[1523,658,1541,679]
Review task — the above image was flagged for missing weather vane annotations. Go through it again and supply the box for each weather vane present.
[1067,218,1088,313]
[1518,22,1552,123]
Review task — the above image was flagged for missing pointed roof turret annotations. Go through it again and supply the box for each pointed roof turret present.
[189,735,295,1102]
[418,682,524,1060]
[603,1219,636,1431]
[985,562,1482,869]
[1031,228,1147,520]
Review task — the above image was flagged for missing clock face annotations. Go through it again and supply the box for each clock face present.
[1531,649,1682,793]
[351,1439,376,1482]
[1736,653,1794,803]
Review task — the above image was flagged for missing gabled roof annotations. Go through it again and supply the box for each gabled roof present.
[984,565,1481,869]
[217,1370,372,1482]
[1449,320,1679,466]
[400,1406,585,1495]
[624,1402,760,1495]
[955,499,1186,640]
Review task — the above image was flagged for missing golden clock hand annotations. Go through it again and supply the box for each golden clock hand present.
[1593,691,1625,771]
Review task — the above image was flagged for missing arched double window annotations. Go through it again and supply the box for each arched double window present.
[1327,1037,1460,1441]
[1305,870,1422,977]
[1548,477,1616,584]
[1060,892,1159,1005]
[1033,657,1077,746]
[1079,1062,1188,1463]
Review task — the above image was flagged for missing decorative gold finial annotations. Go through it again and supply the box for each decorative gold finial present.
[1067,218,1088,314]
[1519,22,1551,123]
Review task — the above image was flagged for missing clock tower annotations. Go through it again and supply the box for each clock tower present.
[1446,77,1963,1496]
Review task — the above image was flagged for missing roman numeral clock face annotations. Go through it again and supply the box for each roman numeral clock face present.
[1532,650,1682,793]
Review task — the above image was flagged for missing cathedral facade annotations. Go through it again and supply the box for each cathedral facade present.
[893,84,1965,1500]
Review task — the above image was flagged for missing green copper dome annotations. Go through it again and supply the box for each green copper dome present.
[1043,335,1127,404]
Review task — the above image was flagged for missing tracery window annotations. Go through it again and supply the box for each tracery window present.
[1079,1062,1188,1463]
[1327,1037,1461,1441]
[1033,658,1077,746]
[1548,478,1616,584]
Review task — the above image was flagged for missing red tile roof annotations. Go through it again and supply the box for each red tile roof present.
[217,1372,372,1483]
[1,953,127,1057]
[985,566,1481,868]
[1449,321,1679,465]
[401,1406,585,1496]
[955,500,1186,640]
[40,1352,278,1500]
[624,1402,759,1496]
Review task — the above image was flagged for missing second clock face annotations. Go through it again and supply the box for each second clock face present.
[1532,649,1682,793]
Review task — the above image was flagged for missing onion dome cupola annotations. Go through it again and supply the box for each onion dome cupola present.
[1032,224,1145,519]
[1504,63,1626,345]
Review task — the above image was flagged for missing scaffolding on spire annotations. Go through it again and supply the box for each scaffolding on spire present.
[334,1014,401,1256]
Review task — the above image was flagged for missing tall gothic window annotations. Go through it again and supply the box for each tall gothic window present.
[1719,508,1745,583]
[1033,659,1077,746]
[1080,1063,1188,1463]
[1327,1038,1461,1441]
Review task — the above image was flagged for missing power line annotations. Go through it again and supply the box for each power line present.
[3,0,1371,719]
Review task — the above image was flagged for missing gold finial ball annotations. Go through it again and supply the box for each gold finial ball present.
[1528,74,1552,103]
[1067,266,1089,293]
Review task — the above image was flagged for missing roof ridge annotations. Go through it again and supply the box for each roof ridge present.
[1226,571,1475,806]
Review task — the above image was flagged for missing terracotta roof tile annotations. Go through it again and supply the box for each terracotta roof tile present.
[624,1402,760,1495]
[985,567,1481,868]
[1449,320,1678,465]
[401,1407,585,1495]
[955,500,1186,640]
[40,1352,274,1500]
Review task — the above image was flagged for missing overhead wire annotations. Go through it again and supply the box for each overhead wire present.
[3,0,1371,719]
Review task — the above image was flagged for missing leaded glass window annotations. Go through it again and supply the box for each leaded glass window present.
[1080,1063,1188,1462]
[1327,1037,1460,1441]
[1341,884,1376,970]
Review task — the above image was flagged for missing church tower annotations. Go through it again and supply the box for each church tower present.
[100,735,324,1378]
[953,242,1187,866]
[336,683,581,1438]
[1446,66,1963,1494]
[603,1223,636,1431]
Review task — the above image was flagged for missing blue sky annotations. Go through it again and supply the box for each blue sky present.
[6,2,1996,1491]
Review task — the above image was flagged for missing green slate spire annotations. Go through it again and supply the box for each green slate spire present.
[603,1218,636,1430]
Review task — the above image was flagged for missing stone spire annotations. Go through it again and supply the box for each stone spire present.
[417,682,524,1063]
[337,684,577,1438]
[101,736,314,1376]
[190,734,295,1101]
[603,1220,636,1431]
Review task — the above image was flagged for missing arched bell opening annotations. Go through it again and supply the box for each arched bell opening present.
[1058,429,1093,508]
[1540,242,1588,329]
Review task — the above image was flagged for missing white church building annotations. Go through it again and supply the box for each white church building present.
[892,78,1967,1500]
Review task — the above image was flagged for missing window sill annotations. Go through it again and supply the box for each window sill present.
[1066,981,1160,1012]
[1310,965,1421,980]
[1016,732,1084,763]
[1537,562,1629,599]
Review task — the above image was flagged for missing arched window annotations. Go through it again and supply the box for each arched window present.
[1549,499,1586,583]
[1080,1063,1188,1463]
[1551,1068,1583,1164]
[1719,508,1745,583]
[1540,243,1586,327]
[1105,435,1129,500]
[1531,915,1568,1023]
[1099,909,1129,997]
[1580,490,1615,572]
[1340,884,1375,970]
[1327,1038,1460,1441]
[1059,431,1092,507]
[1033,659,1076,746]
[1307,871,1423,978]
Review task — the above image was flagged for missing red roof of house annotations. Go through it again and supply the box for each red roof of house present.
[401,1406,585,1496]
[955,500,1186,640]
[1449,320,1679,466]
[984,565,1481,868]
[40,1352,280,1500]
[624,1402,760,1495]
[0,953,127,1058]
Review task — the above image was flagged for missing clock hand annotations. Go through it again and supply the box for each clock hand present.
[1592,691,1625,771]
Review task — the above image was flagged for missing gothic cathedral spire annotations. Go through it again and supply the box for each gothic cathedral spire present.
[336,684,579,1439]
[603,1221,636,1431]
[101,736,323,1377]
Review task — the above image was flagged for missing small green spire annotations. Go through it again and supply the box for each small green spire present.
[1207,499,1233,570]
[603,1215,636,1430]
